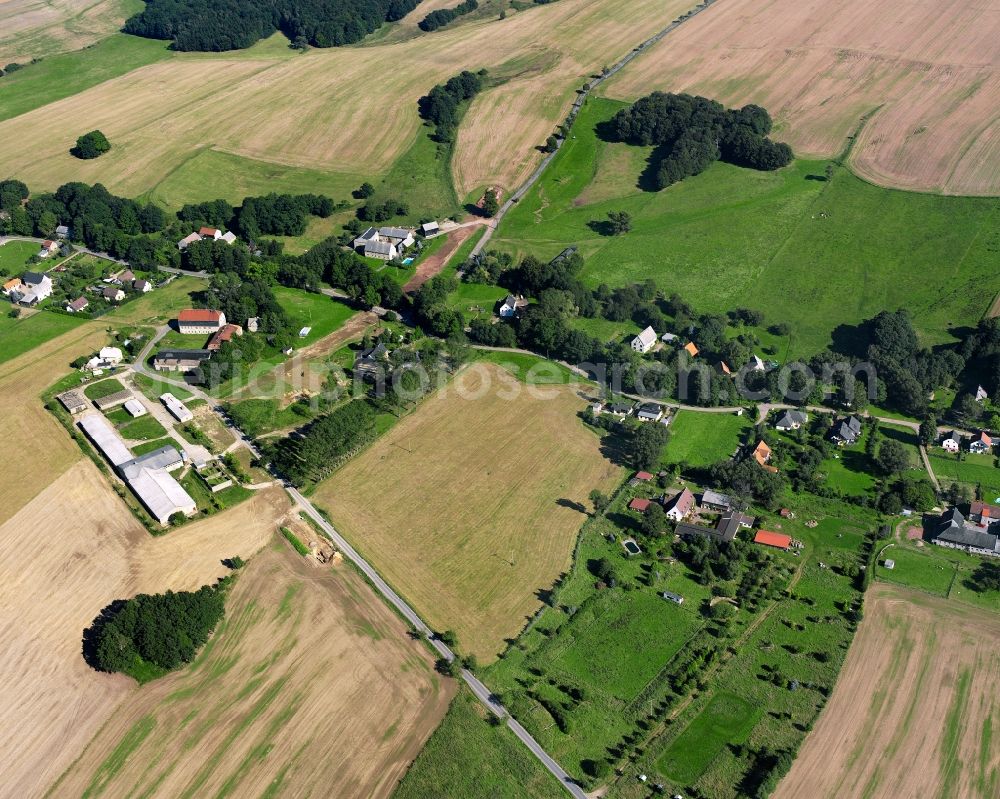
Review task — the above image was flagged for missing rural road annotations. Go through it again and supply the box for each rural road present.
[288,487,589,799]
[468,0,720,260]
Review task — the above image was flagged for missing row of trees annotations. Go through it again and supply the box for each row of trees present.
[417,69,488,142]
[86,584,226,676]
[123,0,422,51]
[179,192,336,240]
[264,399,378,485]
[608,92,793,188]
[418,0,478,31]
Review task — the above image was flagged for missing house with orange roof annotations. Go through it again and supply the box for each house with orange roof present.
[684,341,699,357]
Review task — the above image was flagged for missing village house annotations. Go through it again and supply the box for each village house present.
[940,430,961,453]
[700,489,731,511]
[378,226,416,249]
[605,403,633,417]
[177,232,202,250]
[2,277,23,296]
[364,240,398,261]
[220,231,237,245]
[55,225,70,238]
[133,279,152,293]
[66,296,89,313]
[352,226,415,260]
[775,409,807,431]
[177,309,226,334]
[976,385,989,403]
[631,326,657,354]
[37,240,59,259]
[970,431,993,454]
[103,286,125,303]
[635,402,664,422]
[498,294,525,318]
[247,316,261,333]
[12,272,53,305]
[684,341,699,357]
[830,416,863,446]
[664,488,695,522]
[199,227,223,240]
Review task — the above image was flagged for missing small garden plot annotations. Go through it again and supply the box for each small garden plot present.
[549,589,701,703]
[118,415,167,442]
[656,692,761,784]
[663,410,751,467]
[83,378,126,400]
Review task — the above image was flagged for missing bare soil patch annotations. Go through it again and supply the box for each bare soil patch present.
[48,541,453,799]
[403,223,483,292]
[774,582,1000,799]
[604,0,1000,195]
[313,362,623,659]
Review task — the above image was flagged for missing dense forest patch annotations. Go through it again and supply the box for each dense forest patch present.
[123,0,424,51]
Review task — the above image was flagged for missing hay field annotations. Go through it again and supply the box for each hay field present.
[774,583,1000,799]
[48,543,452,799]
[603,0,1000,195]
[0,0,694,201]
[314,362,622,660]
[0,0,137,62]
[0,465,291,797]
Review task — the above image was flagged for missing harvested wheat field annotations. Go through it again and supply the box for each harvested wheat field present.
[604,0,1000,195]
[0,0,133,62]
[774,583,1000,799]
[47,541,452,799]
[314,362,622,660]
[0,0,695,200]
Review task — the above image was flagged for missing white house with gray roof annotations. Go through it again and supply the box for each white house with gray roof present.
[631,326,657,354]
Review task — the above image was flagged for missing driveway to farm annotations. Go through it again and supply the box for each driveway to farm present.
[403,220,487,293]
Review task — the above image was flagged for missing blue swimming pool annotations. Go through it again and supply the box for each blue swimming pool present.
[402,257,415,265]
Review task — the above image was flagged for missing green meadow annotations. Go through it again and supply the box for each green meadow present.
[662,410,751,467]
[491,97,1000,356]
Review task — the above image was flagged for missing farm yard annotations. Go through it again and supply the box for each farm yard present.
[314,361,623,659]
[491,97,1000,356]
[0,0,697,207]
[48,542,452,799]
[773,584,1000,799]
[602,0,1000,195]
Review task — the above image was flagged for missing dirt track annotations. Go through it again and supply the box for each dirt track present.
[403,223,483,293]
[774,583,1000,799]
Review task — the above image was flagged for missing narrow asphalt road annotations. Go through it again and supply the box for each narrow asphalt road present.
[289,488,589,799]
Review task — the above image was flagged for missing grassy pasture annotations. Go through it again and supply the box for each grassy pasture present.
[491,97,1000,356]
[0,240,45,274]
[0,310,87,367]
[273,287,356,347]
[314,362,622,659]
[476,350,583,384]
[656,692,760,784]
[928,452,1000,501]
[663,410,751,467]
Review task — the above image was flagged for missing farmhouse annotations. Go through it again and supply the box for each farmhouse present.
[754,530,791,550]
[634,471,654,482]
[66,296,89,313]
[365,240,397,261]
[177,308,226,334]
[969,431,993,454]
[177,232,201,250]
[498,294,523,318]
[352,227,379,249]
[2,277,23,296]
[676,516,739,543]
[160,392,193,422]
[102,286,125,303]
[13,272,53,305]
[664,487,695,521]
[775,409,807,431]
[152,349,211,373]
[206,323,243,351]
[635,402,664,422]
[93,389,133,411]
[37,240,59,258]
[56,389,88,415]
[939,431,961,452]
[830,416,862,446]
[932,507,1000,557]
[378,226,415,249]
[631,326,657,353]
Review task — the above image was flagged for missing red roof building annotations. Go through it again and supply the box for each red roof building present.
[635,471,654,481]
[629,498,651,512]
[754,530,791,550]
[207,323,243,351]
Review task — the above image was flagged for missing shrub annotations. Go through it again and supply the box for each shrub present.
[72,130,111,159]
